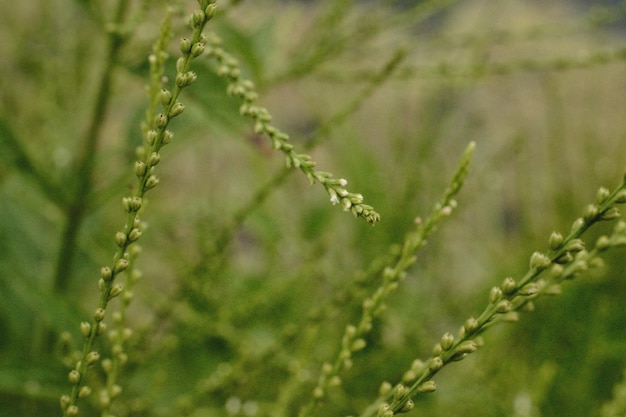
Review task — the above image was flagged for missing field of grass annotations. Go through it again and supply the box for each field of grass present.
[1,1,625,416]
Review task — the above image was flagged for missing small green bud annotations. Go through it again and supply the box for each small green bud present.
[595,235,611,251]
[351,338,366,352]
[128,228,142,242]
[379,381,392,396]
[495,300,512,314]
[101,358,112,373]
[432,343,442,356]
[417,380,437,393]
[501,277,516,295]
[456,340,478,354]
[60,394,70,410]
[176,57,185,73]
[464,317,478,334]
[78,386,92,399]
[519,283,539,296]
[398,399,414,414]
[68,370,81,385]
[428,356,443,372]
[554,251,574,264]
[110,384,122,398]
[146,129,158,146]
[101,266,112,281]
[96,322,107,335]
[66,405,79,417]
[596,187,610,204]
[205,3,217,18]
[402,369,417,383]
[571,217,585,233]
[86,351,100,365]
[191,9,205,27]
[135,161,147,177]
[601,207,621,221]
[548,231,564,250]
[440,332,454,351]
[377,404,391,417]
[180,37,192,54]
[156,113,168,128]
[564,239,585,253]
[109,284,123,300]
[489,286,502,304]
[115,231,127,247]
[191,42,205,57]
[144,175,159,190]
[94,308,106,322]
[544,284,562,295]
[160,89,172,107]
[312,387,324,399]
[393,383,405,401]
[529,251,551,271]
[114,258,129,274]
[162,130,174,145]
[98,278,106,292]
[169,102,185,117]
[583,204,599,222]
[80,322,91,338]
[147,151,161,167]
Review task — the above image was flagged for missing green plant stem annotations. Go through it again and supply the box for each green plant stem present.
[52,0,130,293]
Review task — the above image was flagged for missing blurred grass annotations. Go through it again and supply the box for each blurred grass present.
[0,0,625,416]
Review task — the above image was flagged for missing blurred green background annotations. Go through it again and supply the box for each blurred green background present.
[1,0,625,416]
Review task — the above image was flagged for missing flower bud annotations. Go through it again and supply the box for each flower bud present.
[160,89,172,107]
[80,322,91,338]
[489,286,502,304]
[78,386,92,399]
[205,3,217,18]
[464,317,478,334]
[101,266,113,281]
[146,129,158,146]
[60,395,70,410]
[191,9,205,27]
[179,37,192,54]
[94,308,106,322]
[109,284,124,300]
[144,175,159,190]
[501,277,516,295]
[564,239,585,253]
[66,405,79,417]
[398,399,414,414]
[428,356,443,372]
[162,130,174,145]
[128,228,142,242]
[571,217,585,233]
[440,332,454,351]
[114,258,129,274]
[495,300,512,314]
[68,370,81,385]
[115,231,127,247]
[529,252,551,271]
[155,114,167,129]
[596,187,610,204]
[548,231,564,250]
[147,152,161,167]
[169,102,185,117]
[614,190,626,204]
[86,351,100,365]
[379,381,392,396]
[393,384,405,401]
[191,42,205,57]
[417,380,437,393]
[596,235,611,251]
[601,207,621,221]
[583,204,599,222]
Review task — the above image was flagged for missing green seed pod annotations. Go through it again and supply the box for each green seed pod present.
[86,351,100,365]
[191,42,205,57]
[179,37,192,54]
[440,332,454,351]
[398,399,414,414]
[115,231,127,247]
[548,231,564,250]
[155,113,168,128]
[169,102,185,117]
[94,308,106,322]
[68,370,81,385]
[78,386,92,399]
[417,380,437,393]
[101,266,113,281]
[80,322,91,338]
[501,277,516,295]
[114,258,129,274]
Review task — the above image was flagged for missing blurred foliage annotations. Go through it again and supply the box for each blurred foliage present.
[0,0,625,416]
